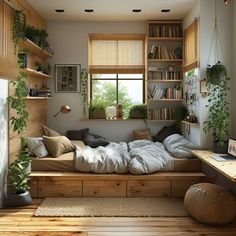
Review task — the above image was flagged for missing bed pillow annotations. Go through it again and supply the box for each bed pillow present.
[84,134,109,148]
[42,135,75,157]
[133,129,152,141]
[43,125,61,137]
[26,137,49,158]
[152,123,179,143]
[67,129,89,141]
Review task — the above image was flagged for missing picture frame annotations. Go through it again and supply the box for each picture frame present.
[55,64,81,93]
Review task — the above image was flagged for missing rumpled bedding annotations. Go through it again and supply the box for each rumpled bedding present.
[163,134,198,158]
[75,140,172,174]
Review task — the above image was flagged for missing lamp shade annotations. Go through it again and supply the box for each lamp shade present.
[54,105,71,117]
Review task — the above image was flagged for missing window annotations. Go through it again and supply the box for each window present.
[88,34,145,118]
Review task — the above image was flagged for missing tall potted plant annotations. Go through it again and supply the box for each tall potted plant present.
[6,72,32,206]
[203,63,230,153]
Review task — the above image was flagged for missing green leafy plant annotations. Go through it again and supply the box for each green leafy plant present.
[89,100,107,119]
[8,138,31,194]
[129,104,147,119]
[39,29,49,48]
[203,66,230,145]
[35,61,43,72]
[80,69,88,118]
[12,10,26,53]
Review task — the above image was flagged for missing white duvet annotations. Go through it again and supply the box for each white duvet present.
[75,140,172,174]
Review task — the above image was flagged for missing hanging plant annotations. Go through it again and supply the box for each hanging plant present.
[206,61,227,85]
[80,68,88,118]
[12,10,26,53]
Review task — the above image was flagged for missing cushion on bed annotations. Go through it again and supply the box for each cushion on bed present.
[133,129,152,141]
[84,134,109,148]
[43,135,75,157]
[26,137,49,158]
[43,125,60,137]
[152,123,179,143]
[67,129,89,141]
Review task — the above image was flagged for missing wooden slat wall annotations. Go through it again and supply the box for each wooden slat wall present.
[2,0,48,164]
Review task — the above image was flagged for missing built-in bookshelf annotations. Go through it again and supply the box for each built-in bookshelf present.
[146,21,183,121]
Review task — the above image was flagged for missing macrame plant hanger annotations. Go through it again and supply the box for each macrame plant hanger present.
[207,0,223,66]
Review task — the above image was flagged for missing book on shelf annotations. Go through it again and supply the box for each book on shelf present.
[149,24,182,38]
[148,108,176,120]
[148,85,183,99]
[148,45,182,60]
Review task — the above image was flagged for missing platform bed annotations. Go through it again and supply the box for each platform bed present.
[29,171,207,198]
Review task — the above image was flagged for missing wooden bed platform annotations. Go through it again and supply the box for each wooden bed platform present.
[29,171,207,198]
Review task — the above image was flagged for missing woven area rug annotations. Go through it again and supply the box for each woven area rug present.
[34,198,187,217]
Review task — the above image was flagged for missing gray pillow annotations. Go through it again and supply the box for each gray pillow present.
[26,137,49,158]
[84,134,109,148]
[67,129,89,141]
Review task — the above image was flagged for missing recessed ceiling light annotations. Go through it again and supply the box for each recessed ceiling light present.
[85,9,94,13]
[132,9,142,13]
[55,9,64,13]
[161,9,171,13]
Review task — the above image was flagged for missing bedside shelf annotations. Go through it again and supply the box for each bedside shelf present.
[22,68,53,80]
[19,38,53,59]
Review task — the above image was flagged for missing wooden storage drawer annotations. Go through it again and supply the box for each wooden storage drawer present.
[83,180,126,197]
[29,180,38,198]
[172,180,200,197]
[127,180,171,197]
[38,180,82,197]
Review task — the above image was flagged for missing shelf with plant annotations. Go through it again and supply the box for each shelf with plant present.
[21,68,53,80]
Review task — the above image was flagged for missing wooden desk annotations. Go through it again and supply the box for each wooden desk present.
[192,150,236,182]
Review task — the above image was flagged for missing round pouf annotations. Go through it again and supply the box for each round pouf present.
[184,183,235,225]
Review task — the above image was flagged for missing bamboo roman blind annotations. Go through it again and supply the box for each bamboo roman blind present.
[88,34,145,74]
[183,19,199,72]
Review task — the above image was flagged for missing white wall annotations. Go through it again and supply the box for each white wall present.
[0,79,8,208]
[47,21,171,142]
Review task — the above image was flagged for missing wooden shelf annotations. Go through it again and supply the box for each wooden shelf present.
[148,37,183,41]
[146,99,183,102]
[148,59,183,62]
[22,68,53,80]
[146,80,182,83]
[23,96,52,100]
[19,38,53,58]
[146,119,175,122]
[182,120,199,126]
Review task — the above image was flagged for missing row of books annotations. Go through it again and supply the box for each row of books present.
[148,85,182,99]
[148,68,183,80]
[148,108,176,120]
[149,24,182,38]
[148,45,182,60]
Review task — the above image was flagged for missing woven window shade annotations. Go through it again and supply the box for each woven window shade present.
[89,35,145,74]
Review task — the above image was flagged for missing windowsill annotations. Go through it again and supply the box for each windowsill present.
[80,118,145,121]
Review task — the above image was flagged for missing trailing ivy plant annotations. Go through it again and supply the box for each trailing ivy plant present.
[12,10,26,54]
[80,69,88,118]
[203,71,230,145]
[8,72,29,134]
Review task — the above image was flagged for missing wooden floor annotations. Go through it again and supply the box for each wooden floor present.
[0,199,236,236]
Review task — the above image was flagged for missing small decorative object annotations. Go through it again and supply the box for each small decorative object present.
[129,104,147,119]
[55,64,81,93]
[106,106,117,120]
[116,104,123,119]
[200,79,208,96]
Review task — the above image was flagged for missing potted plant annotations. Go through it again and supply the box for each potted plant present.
[129,104,147,119]
[89,100,106,119]
[12,10,26,53]
[5,138,32,207]
[7,72,31,206]
[203,63,230,153]
[206,61,227,85]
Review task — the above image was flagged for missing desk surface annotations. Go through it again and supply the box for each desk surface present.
[192,150,236,182]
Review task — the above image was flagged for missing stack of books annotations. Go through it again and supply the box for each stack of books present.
[148,108,176,120]
[39,87,52,97]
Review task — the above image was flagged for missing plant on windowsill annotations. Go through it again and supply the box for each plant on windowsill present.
[128,104,147,119]
[6,71,32,207]
[89,100,106,119]
[203,63,230,153]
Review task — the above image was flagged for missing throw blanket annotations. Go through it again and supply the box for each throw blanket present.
[128,140,173,174]
[75,140,172,174]
[75,142,130,173]
[163,134,198,158]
